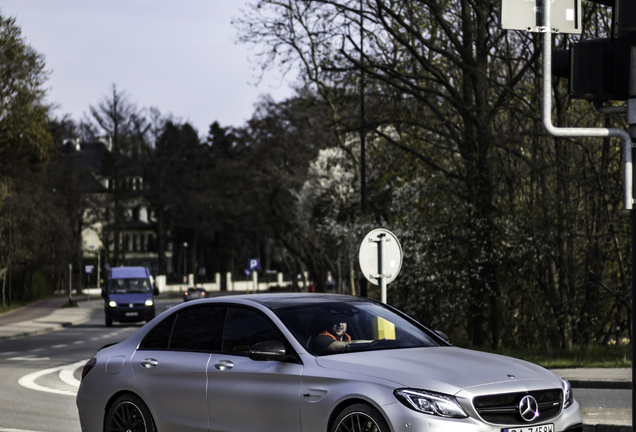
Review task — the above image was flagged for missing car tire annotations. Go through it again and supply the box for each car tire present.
[332,403,389,432]
[105,393,157,432]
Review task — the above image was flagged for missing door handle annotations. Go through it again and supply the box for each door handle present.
[214,360,234,370]
[140,358,159,368]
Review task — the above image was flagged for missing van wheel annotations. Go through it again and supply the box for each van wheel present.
[105,316,113,327]
[332,403,389,432]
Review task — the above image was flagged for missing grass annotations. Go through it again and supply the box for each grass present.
[478,344,632,369]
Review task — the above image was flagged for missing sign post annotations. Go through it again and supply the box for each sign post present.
[248,259,260,294]
[358,229,403,303]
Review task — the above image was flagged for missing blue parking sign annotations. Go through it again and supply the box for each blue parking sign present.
[249,259,260,271]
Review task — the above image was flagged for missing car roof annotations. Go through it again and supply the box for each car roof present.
[206,293,378,310]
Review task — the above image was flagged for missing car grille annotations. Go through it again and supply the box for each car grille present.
[473,389,563,425]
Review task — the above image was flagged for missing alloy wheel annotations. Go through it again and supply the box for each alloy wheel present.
[107,401,148,432]
[334,411,382,432]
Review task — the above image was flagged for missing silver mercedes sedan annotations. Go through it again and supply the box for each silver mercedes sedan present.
[76,293,582,432]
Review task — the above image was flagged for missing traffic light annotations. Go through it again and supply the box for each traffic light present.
[553,0,636,101]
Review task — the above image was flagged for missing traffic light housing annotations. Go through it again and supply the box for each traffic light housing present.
[553,0,636,101]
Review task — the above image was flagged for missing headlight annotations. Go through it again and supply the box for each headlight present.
[395,389,468,418]
[108,300,117,308]
[562,379,574,408]
[145,299,154,307]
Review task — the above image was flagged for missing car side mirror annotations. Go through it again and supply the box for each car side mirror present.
[248,340,288,362]
[434,330,450,343]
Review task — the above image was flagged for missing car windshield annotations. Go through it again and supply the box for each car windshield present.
[108,278,151,294]
[274,301,443,356]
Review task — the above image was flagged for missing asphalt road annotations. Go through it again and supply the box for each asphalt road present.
[0,298,178,431]
[575,388,631,409]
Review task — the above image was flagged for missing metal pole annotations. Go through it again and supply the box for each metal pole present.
[628,45,636,432]
[541,0,633,209]
[183,242,188,289]
[377,233,386,304]
[97,250,101,290]
[68,263,72,304]
[194,217,198,286]
[7,221,11,307]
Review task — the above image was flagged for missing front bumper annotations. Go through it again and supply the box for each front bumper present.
[106,306,155,322]
[381,399,582,432]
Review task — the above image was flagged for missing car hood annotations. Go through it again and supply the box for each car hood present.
[315,346,561,395]
[108,293,152,304]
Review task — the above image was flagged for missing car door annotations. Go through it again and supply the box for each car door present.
[133,304,225,432]
[207,306,303,432]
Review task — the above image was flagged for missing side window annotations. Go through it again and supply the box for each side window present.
[170,305,226,352]
[223,307,281,355]
[139,314,176,350]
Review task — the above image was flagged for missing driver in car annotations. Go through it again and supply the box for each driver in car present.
[313,319,352,355]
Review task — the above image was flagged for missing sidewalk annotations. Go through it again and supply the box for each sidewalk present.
[0,299,632,431]
[0,297,97,341]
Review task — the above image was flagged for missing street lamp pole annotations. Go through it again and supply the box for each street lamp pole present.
[183,242,188,290]
[193,205,211,286]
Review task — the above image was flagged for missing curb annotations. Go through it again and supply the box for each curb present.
[571,380,632,390]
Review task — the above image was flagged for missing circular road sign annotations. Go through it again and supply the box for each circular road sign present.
[358,228,403,286]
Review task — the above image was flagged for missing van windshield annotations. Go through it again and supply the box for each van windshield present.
[108,278,152,294]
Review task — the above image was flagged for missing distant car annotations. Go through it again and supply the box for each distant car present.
[183,286,206,302]
[77,293,582,432]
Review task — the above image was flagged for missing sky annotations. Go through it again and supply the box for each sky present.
[1,0,297,137]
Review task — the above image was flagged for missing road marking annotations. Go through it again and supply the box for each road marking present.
[7,356,51,361]
[0,428,44,431]
[18,359,87,396]
[52,344,67,348]
[59,361,81,387]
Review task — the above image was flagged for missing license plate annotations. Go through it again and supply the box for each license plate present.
[125,312,138,317]
[503,424,553,432]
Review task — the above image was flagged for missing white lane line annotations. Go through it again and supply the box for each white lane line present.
[59,360,83,387]
[7,356,50,361]
[18,359,87,396]
[0,428,44,431]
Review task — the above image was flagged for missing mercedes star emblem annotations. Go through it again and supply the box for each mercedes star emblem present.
[519,395,540,422]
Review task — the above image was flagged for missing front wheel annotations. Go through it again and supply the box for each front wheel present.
[105,393,156,432]
[332,403,389,432]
